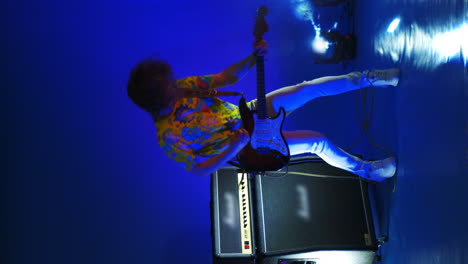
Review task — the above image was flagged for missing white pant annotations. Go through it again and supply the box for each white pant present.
[264,72,371,174]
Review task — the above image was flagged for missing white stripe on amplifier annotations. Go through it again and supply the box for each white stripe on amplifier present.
[237,172,253,254]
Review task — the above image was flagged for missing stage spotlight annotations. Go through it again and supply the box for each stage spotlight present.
[387,17,401,33]
[311,30,356,64]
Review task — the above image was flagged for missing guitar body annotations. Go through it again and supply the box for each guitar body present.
[236,97,290,171]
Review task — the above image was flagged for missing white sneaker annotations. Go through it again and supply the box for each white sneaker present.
[363,68,400,87]
[354,157,397,182]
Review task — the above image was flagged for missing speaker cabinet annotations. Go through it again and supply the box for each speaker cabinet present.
[255,155,377,256]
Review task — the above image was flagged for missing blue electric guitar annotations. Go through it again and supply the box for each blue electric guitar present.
[236,6,290,172]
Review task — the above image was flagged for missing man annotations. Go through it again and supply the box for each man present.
[127,41,399,181]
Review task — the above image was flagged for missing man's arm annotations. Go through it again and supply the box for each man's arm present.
[210,40,268,89]
[191,129,250,176]
[210,53,256,89]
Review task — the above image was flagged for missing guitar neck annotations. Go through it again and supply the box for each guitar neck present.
[256,55,268,119]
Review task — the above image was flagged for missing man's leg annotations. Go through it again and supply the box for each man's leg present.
[284,130,396,182]
[284,130,362,171]
[265,72,363,116]
[265,69,399,117]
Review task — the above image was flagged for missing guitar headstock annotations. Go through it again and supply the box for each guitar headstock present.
[253,6,269,41]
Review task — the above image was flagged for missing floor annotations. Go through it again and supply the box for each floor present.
[350,1,468,263]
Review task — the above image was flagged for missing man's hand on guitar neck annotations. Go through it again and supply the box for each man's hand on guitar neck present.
[253,40,268,56]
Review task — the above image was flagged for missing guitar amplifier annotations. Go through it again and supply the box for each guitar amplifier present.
[211,167,256,264]
[211,155,378,264]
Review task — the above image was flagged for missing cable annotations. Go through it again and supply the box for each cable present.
[341,82,397,193]
[345,85,390,155]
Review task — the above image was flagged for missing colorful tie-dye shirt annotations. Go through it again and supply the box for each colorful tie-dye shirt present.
[155,75,249,171]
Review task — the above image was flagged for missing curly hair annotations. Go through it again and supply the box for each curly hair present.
[127,59,175,116]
